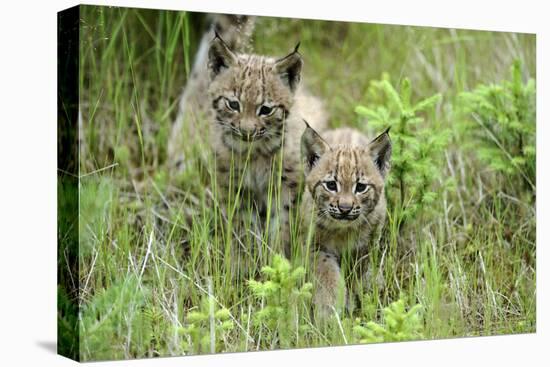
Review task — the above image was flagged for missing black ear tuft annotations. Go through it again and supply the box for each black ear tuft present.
[307,152,320,169]
[208,34,237,79]
[274,45,303,92]
[369,127,392,178]
[301,120,330,174]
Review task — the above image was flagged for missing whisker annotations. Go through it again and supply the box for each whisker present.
[315,209,330,224]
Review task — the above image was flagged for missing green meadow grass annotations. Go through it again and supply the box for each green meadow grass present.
[62,6,536,361]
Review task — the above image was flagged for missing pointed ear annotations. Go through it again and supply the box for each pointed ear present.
[369,127,392,178]
[274,43,303,92]
[208,33,238,79]
[301,121,330,175]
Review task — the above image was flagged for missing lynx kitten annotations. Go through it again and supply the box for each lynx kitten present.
[300,125,391,315]
[169,19,327,253]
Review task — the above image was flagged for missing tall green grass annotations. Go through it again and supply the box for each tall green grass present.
[67,6,536,361]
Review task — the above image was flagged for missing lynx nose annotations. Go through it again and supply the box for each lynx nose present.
[238,127,259,141]
[239,119,258,136]
[338,202,353,214]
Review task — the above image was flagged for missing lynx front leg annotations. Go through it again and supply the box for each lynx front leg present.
[313,250,347,318]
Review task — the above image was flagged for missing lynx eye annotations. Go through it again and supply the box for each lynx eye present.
[258,105,274,116]
[323,180,338,192]
[355,182,369,194]
[225,99,240,112]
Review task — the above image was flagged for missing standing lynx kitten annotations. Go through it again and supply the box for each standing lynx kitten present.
[169,17,327,253]
[206,36,327,249]
[300,125,391,315]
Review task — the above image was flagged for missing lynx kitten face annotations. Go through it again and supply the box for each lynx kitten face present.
[208,35,303,155]
[301,126,391,229]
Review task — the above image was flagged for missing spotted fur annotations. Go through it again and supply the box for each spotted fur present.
[300,125,391,315]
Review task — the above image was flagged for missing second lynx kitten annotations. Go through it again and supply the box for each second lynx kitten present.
[300,124,392,315]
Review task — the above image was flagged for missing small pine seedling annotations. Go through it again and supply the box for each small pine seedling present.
[247,254,312,349]
[459,60,536,196]
[353,298,423,343]
[355,74,451,228]
[177,293,234,355]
